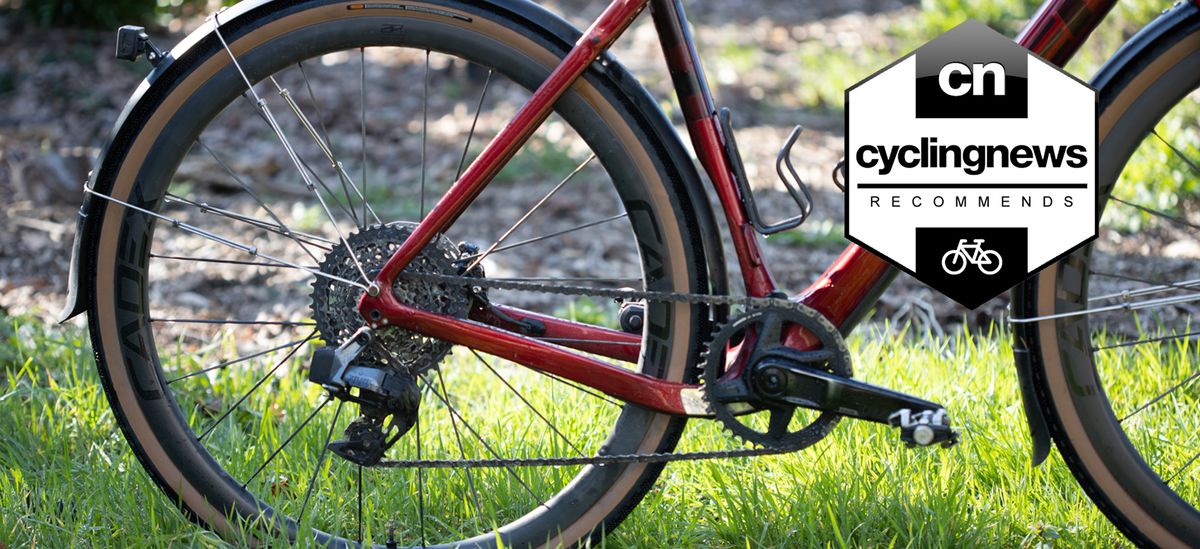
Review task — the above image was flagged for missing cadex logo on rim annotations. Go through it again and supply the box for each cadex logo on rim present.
[845,20,1097,309]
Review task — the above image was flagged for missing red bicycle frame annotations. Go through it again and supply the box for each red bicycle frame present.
[358,0,1117,416]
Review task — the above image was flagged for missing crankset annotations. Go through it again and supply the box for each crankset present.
[751,354,959,447]
[705,305,959,450]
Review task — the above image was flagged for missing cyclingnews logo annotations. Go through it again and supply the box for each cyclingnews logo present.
[845,20,1097,309]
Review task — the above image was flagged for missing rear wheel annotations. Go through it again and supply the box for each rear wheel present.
[1018,4,1200,546]
[83,1,709,546]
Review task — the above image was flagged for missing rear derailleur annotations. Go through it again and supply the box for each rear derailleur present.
[307,328,422,466]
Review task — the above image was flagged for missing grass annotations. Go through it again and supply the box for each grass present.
[0,313,1139,547]
[3,1,1194,546]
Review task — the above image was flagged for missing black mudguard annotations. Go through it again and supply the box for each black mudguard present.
[1012,0,1200,466]
[59,0,727,322]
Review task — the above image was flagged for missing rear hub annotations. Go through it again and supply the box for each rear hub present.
[311,221,470,374]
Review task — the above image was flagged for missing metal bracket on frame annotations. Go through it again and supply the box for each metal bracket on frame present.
[717,108,815,235]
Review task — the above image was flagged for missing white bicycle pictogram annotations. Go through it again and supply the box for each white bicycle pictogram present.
[941,238,1003,275]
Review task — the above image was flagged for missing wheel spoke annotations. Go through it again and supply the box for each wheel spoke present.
[164,193,337,250]
[195,138,324,264]
[86,188,365,290]
[356,464,364,543]
[420,50,430,219]
[151,318,314,327]
[196,330,315,441]
[1119,369,1200,423]
[1166,447,1200,486]
[224,91,363,244]
[1009,290,1200,323]
[464,154,596,273]
[287,64,382,227]
[422,376,542,503]
[1153,129,1200,180]
[434,368,487,530]
[472,350,587,457]
[168,335,314,385]
[151,253,318,271]
[1094,330,1200,352]
[415,406,427,547]
[457,214,628,260]
[360,47,369,227]
[241,395,333,488]
[211,14,371,285]
[1090,271,1200,303]
[532,369,625,408]
[298,399,344,527]
[1111,196,1200,233]
[295,63,363,229]
[455,68,494,180]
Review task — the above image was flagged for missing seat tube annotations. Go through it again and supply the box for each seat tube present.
[649,0,779,297]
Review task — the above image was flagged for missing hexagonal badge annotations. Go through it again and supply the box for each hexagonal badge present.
[845,20,1096,309]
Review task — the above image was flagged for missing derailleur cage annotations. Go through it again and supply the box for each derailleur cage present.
[307,328,423,466]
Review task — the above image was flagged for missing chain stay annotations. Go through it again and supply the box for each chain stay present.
[382,271,812,468]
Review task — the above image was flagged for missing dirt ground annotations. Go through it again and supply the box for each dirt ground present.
[0,0,1029,336]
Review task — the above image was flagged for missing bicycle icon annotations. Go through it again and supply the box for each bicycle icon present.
[941,239,1003,275]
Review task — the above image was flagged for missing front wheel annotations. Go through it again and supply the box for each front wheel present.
[1017,3,1200,546]
[82,1,711,546]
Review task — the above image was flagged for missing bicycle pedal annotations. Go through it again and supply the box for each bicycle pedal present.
[889,408,959,448]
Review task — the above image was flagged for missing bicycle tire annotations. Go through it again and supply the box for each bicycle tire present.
[81,0,712,546]
[1016,2,1200,546]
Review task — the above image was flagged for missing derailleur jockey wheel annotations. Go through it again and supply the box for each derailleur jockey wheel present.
[703,304,852,451]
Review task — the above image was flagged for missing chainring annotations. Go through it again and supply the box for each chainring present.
[702,304,852,451]
[311,222,471,373]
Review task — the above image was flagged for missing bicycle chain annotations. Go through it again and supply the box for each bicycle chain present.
[373,271,809,469]
[395,270,792,309]
[377,447,789,469]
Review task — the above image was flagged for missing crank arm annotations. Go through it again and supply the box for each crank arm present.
[753,356,958,447]
[752,356,944,425]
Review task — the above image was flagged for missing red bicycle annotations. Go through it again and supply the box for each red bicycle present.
[63,0,1200,545]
